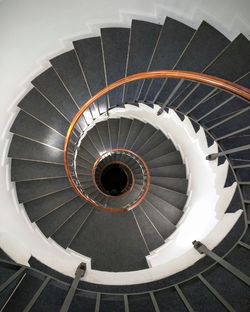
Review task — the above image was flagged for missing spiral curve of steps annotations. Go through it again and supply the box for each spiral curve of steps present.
[1,15,250,312]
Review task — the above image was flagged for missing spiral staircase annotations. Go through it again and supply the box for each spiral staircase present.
[0,16,250,311]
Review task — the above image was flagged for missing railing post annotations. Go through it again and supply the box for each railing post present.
[60,262,86,312]
[192,241,250,286]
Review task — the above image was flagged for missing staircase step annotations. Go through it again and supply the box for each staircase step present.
[108,118,120,149]
[87,126,106,154]
[124,20,161,103]
[139,16,194,102]
[8,135,64,164]
[11,159,66,182]
[10,110,65,150]
[69,209,149,271]
[123,119,145,150]
[95,121,112,151]
[101,28,130,108]
[136,130,167,156]
[191,72,250,121]
[176,34,250,113]
[18,88,74,138]
[157,21,230,104]
[150,164,186,178]
[79,135,100,159]
[50,49,92,112]
[24,188,77,222]
[146,151,183,168]
[26,279,68,312]
[16,177,71,203]
[117,118,133,148]
[2,273,44,312]
[149,184,187,209]
[143,139,176,161]
[149,176,188,193]
[130,123,156,152]
[32,67,86,131]
[133,206,165,251]
[146,192,183,224]
[36,197,85,237]
[74,37,107,114]
[52,204,94,248]
[141,200,176,239]
[210,109,250,139]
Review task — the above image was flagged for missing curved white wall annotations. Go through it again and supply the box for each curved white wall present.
[0,0,249,282]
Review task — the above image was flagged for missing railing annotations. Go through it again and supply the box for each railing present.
[64,70,250,213]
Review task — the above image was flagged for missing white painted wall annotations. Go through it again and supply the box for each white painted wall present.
[0,0,249,284]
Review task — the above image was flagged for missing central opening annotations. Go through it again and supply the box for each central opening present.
[100,164,128,196]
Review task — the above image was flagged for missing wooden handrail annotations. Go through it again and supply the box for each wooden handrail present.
[64,70,250,212]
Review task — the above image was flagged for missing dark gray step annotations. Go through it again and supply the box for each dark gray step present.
[79,135,100,159]
[106,187,141,208]
[202,100,249,129]
[98,294,125,312]
[157,21,230,104]
[203,265,249,311]
[181,279,227,312]
[154,287,192,312]
[139,16,194,102]
[69,209,149,271]
[78,174,93,183]
[16,177,71,203]
[76,164,92,178]
[117,118,132,148]
[140,201,176,239]
[52,204,94,248]
[149,184,187,209]
[82,185,97,196]
[8,135,64,164]
[136,130,167,156]
[128,294,159,312]
[123,119,145,150]
[124,20,162,103]
[73,36,107,114]
[95,120,111,151]
[11,159,66,182]
[87,126,105,154]
[101,28,130,108]
[210,109,250,139]
[133,206,165,251]
[27,279,68,312]
[143,139,176,161]
[31,67,86,131]
[2,273,44,312]
[36,197,85,237]
[150,164,186,178]
[24,188,77,222]
[148,176,188,193]
[77,146,96,164]
[18,88,76,138]
[146,192,183,224]
[190,72,250,121]
[10,110,66,151]
[108,118,120,149]
[176,34,250,113]
[146,151,183,168]
[78,180,94,190]
[0,267,27,311]
[50,49,93,117]
[66,292,97,312]
[200,96,249,128]
[130,123,158,152]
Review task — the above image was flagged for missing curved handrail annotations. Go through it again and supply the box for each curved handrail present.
[64,70,250,211]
